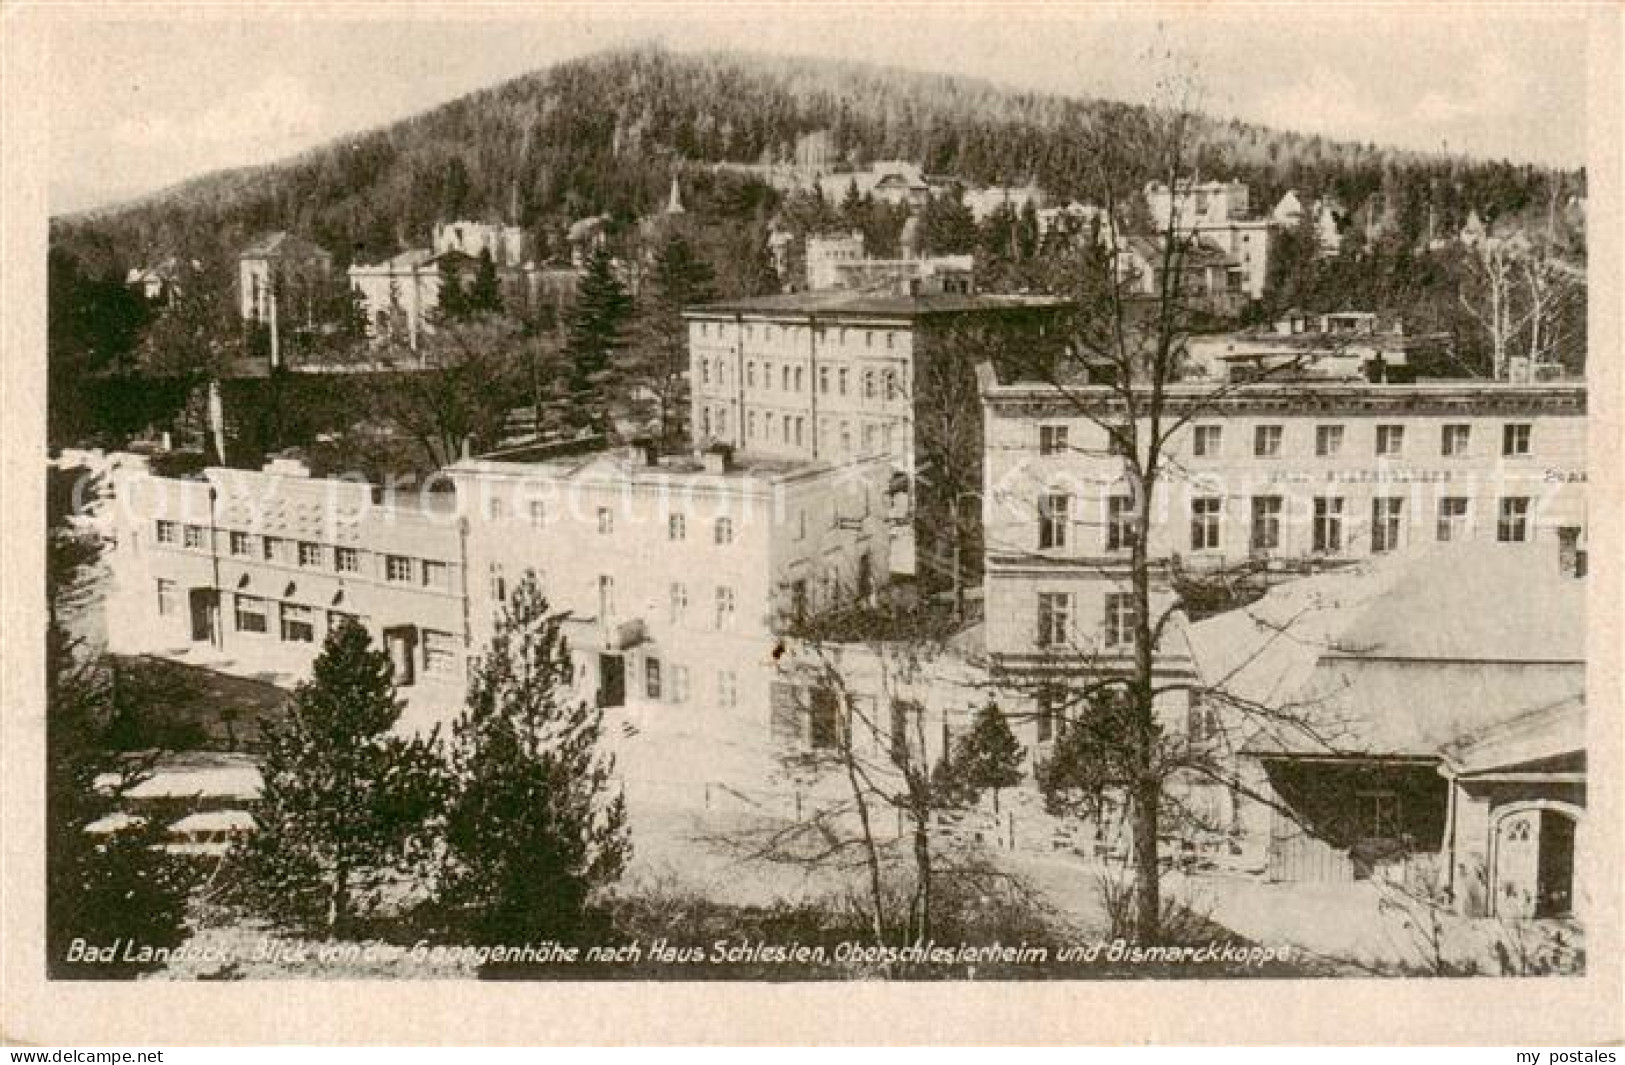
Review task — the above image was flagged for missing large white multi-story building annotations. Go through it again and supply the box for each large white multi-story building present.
[684,291,1072,591]
[446,443,893,743]
[978,365,1588,671]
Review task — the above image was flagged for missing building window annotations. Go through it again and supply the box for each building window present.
[700,359,711,386]
[1036,592,1072,648]
[840,422,852,454]
[1193,425,1221,458]
[669,582,689,625]
[385,555,413,583]
[280,602,316,643]
[746,361,756,388]
[528,500,546,527]
[714,516,734,545]
[1497,497,1530,542]
[263,536,284,563]
[762,361,773,390]
[718,670,739,709]
[1253,425,1282,458]
[1035,691,1057,744]
[421,560,448,589]
[1039,424,1069,455]
[1250,496,1283,552]
[883,369,898,401]
[597,575,615,619]
[234,594,268,634]
[671,664,690,704]
[669,513,686,541]
[1315,425,1344,458]
[1357,791,1402,839]
[715,586,736,630]
[782,365,792,391]
[1437,497,1469,542]
[229,531,252,556]
[330,546,358,574]
[838,368,849,396]
[184,524,207,550]
[1371,497,1404,553]
[795,417,805,447]
[327,610,359,635]
[1313,497,1344,553]
[1106,496,1137,552]
[1103,593,1136,648]
[156,579,176,617]
[819,366,830,394]
[1503,423,1532,457]
[1376,424,1405,457]
[1441,424,1472,457]
[863,371,877,400]
[747,412,757,439]
[597,507,613,535]
[645,657,662,700]
[155,520,178,545]
[862,422,877,452]
[1190,497,1222,551]
[786,418,795,445]
[298,542,322,568]
[422,630,457,674]
[765,412,776,440]
[1038,492,1070,550]
[795,367,805,392]
[489,563,507,604]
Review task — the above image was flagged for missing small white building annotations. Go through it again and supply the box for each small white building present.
[432,220,527,267]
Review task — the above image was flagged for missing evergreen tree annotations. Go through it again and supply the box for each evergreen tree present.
[920,188,977,256]
[942,700,1025,814]
[440,572,629,942]
[634,233,717,445]
[235,620,443,934]
[45,493,194,978]
[564,245,633,395]
[437,266,470,323]
[468,249,504,316]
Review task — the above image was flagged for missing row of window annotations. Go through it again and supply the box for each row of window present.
[1037,590,1137,649]
[1036,492,1536,554]
[699,358,906,403]
[1036,421,1538,460]
[155,522,453,588]
[694,320,901,351]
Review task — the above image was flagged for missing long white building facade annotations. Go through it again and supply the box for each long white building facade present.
[979,367,1589,674]
[104,445,893,747]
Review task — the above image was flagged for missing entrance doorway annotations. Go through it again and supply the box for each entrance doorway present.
[1494,806,1579,919]
[188,588,220,646]
[1536,811,1576,918]
[598,653,625,708]
[384,626,417,686]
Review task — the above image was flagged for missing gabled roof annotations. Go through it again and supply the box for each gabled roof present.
[1438,695,1584,776]
[1185,541,1585,760]
[239,231,332,262]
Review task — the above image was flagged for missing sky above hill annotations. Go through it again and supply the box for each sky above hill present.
[45,5,1592,214]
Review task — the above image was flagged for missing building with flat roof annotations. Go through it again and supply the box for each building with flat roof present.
[446,444,893,743]
[685,290,1073,594]
[105,457,470,722]
[978,364,1587,679]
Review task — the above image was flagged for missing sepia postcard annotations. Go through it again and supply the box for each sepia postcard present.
[2,0,1621,1046]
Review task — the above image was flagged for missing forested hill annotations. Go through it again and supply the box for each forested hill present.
[53,45,1579,274]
